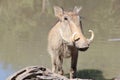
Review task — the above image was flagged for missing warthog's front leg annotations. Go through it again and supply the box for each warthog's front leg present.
[51,54,64,75]
[56,56,64,75]
[70,49,78,79]
[51,55,57,73]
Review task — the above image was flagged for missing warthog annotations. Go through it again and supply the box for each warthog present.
[48,6,94,78]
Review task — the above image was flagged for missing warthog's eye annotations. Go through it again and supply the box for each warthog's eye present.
[64,17,68,20]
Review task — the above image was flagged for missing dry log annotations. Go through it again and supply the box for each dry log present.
[7,66,92,80]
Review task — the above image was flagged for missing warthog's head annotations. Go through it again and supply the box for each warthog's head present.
[54,6,94,51]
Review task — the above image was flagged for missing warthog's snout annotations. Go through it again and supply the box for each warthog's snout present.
[75,40,89,51]
[73,30,94,51]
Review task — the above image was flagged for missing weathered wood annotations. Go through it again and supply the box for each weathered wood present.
[7,66,92,80]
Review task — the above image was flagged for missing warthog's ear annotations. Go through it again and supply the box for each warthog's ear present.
[73,6,82,14]
[54,6,63,19]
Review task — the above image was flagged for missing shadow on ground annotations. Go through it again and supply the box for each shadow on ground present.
[65,69,113,80]
[76,69,112,80]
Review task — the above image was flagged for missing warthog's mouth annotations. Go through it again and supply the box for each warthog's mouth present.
[78,47,89,51]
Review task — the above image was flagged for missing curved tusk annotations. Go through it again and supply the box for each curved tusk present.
[87,29,94,43]
[71,32,77,42]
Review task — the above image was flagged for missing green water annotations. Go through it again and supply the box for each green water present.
[0,0,120,80]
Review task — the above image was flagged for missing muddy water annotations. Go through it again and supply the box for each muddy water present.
[0,0,120,80]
